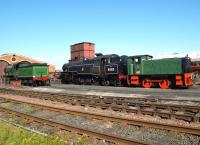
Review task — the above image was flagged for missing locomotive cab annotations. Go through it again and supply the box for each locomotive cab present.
[4,65,16,79]
[100,54,128,86]
[97,54,121,86]
[128,55,153,75]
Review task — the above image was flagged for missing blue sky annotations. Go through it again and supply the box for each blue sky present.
[0,0,200,69]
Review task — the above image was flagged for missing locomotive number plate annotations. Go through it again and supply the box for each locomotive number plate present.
[108,68,115,71]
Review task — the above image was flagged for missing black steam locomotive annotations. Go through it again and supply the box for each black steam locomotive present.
[61,54,128,86]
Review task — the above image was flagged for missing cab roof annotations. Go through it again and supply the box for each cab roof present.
[128,55,153,58]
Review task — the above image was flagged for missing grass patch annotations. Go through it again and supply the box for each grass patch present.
[0,102,12,108]
[0,121,88,145]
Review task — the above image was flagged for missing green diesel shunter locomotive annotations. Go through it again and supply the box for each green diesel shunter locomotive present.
[5,62,50,86]
[127,55,193,89]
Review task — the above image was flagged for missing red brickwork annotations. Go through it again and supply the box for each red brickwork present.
[71,42,95,61]
[0,54,55,73]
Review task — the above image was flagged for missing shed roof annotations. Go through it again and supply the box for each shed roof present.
[0,53,55,73]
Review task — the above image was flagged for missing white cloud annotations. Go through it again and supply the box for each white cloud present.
[153,51,200,60]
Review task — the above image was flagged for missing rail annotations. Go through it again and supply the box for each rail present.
[0,105,148,145]
[0,96,199,136]
[1,88,200,123]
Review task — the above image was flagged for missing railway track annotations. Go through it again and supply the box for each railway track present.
[50,84,200,97]
[0,96,200,136]
[2,87,200,103]
[1,88,200,123]
[0,102,147,145]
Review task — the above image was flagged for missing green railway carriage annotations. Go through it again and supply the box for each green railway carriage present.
[4,62,50,86]
[127,55,193,89]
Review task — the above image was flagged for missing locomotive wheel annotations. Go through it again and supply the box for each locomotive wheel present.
[159,80,171,89]
[113,80,121,87]
[142,79,152,88]
[32,81,37,87]
[100,80,109,86]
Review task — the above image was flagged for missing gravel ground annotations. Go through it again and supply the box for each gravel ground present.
[1,93,200,128]
[0,110,113,145]
[1,84,200,101]
[0,100,199,145]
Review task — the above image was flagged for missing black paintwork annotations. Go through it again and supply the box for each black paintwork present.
[61,54,128,85]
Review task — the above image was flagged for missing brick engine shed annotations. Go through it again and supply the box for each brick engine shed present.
[0,53,55,82]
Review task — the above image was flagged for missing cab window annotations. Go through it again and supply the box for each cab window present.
[110,57,120,63]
